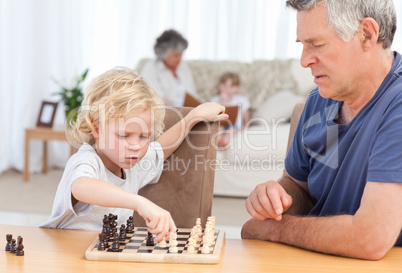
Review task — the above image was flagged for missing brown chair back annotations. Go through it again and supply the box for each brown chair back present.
[134,107,219,228]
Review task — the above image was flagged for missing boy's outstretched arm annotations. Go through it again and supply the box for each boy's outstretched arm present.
[156,102,228,159]
[71,177,176,242]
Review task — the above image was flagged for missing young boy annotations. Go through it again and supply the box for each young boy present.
[210,72,251,148]
[41,67,227,242]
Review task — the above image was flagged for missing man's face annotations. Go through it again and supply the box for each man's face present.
[95,110,152,176]
[296,4,365,101]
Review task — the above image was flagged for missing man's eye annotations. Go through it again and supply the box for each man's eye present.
[118,135,128,138]
[313,43,324,48]
[141,135,150,139]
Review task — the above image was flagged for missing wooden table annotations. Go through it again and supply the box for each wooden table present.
[1,225,402,273]
[24,127,75,181]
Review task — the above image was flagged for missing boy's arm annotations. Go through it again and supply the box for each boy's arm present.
[71,177,176,241]
[156,102,228,160]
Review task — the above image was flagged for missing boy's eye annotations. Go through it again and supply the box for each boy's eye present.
[118,134,128,138]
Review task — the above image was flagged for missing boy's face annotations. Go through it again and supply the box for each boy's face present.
[94,110,152,177]
[219,79,240,98]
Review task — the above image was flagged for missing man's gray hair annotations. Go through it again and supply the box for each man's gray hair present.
[285,0,397,49]
[154,29,188,59]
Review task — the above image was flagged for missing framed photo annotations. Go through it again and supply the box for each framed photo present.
[36,101,59,128]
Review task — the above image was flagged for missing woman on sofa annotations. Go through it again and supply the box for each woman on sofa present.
[141,29,197,106]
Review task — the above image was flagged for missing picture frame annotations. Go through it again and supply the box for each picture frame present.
[36,101,59,128]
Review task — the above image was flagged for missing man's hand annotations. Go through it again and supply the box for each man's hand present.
[246,180,293,221]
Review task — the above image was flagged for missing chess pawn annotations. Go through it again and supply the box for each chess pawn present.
[9,239,16,254]
[5,234,12,251]
[111,234,120,252]
[187,244,196,254]
[201,242,210,254]
[201,236,210,254]
[146,232,155,246]
[188,237,194,245]
[119,224,126,241]
[98,233,106,251]
[16,236,24,256]
[158,237,167,248]
[168,232,178,253]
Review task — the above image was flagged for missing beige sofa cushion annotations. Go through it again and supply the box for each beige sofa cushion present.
[252,90,306,124]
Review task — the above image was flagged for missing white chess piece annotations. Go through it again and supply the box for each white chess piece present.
[159,237,167,247]
[201,242,210,254]
[187,244,196,254]
[168,232,178,253]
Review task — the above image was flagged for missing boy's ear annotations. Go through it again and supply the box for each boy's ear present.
[91,121,100,139]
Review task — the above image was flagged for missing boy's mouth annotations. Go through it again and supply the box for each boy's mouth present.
[125,155,139,163]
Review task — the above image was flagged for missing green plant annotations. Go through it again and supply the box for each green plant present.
[53,68,89,124]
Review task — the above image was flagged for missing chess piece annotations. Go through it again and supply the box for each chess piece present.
[119,224,126,241]
[98,233,106,251]
[126,216,134,233]
[187,244,196,254]
[5,234,12,251]
[16,236,24,256]
[111,233,120,252]
[201,243,210,254]
[146,232,155,246]
[9,239,16,254]
[201,236,210,254]
[158,237,167,248]
[168,232,178,253]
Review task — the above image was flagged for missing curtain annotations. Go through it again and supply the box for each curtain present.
[1,0,402,175]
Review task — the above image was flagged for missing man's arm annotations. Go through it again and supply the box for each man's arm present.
[242,181,402,260]
[278,171,315,215]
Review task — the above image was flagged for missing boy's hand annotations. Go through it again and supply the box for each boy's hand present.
[187,102,228,125]
[136,197,177,242]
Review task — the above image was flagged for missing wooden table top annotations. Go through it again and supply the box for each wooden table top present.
[1,224,402,273]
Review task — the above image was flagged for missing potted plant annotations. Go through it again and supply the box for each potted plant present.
[53,68,89,126]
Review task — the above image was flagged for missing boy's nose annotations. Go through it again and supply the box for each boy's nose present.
[127,142,142,150]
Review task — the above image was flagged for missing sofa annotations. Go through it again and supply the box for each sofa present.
[136,58,315,197]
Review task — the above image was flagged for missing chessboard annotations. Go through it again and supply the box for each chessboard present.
[85,215,225,264]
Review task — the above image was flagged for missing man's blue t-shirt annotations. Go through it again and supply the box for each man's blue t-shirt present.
[285,52,402,246]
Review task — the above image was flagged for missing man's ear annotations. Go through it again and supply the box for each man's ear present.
[91,121,100,139]
[360,17,380,51]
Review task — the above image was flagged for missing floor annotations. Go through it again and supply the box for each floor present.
[0,169,250,239]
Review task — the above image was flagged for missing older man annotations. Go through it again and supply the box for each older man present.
[242,0,402,260]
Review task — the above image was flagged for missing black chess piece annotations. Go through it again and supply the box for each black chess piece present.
[126,216,134,233]
[5,234,12,251]
[9,239,16,254]
[98,233,106,251]
[111,233,120,252]
[119,224,126,241]
[146,232,155,246]
[16,236,24,256]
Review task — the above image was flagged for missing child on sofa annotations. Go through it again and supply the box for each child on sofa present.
[41,67,227,242]
[210,72,251,148]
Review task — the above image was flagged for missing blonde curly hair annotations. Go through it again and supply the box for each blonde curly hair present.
[71,67,165,145]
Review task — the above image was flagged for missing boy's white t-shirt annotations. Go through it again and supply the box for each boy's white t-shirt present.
[210,94,251,128]
[40,142,164,231]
